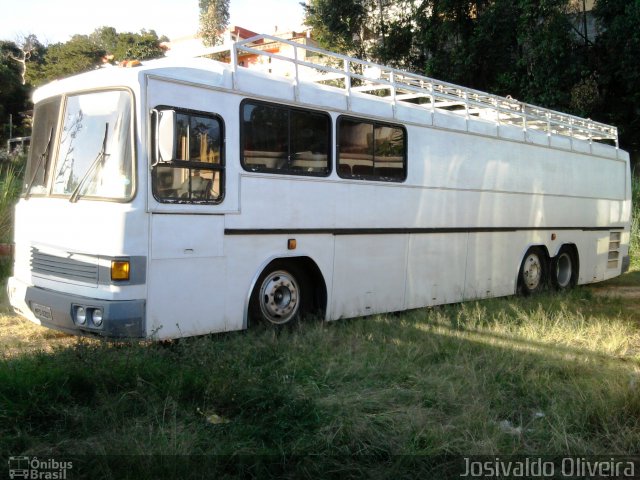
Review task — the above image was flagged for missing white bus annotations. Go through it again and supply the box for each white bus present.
[7,35,631,340]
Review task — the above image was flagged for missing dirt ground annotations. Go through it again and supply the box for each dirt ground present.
[588,270,640,301]
[591,285,640,300]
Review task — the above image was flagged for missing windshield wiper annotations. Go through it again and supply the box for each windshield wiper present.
[69,123,110,203]
[24,127,54,200]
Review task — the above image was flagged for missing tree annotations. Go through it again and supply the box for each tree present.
[592,0,640,155]
[22,28,167,86]
[90,27,166,61]
[304,0,374,59]
[306,0,588,105]
[199,0,230,47]
[112,30,167,61]
[5,34,45,85]
[90,26,120,54]
[37,35,105,85]
[0,41,30,143]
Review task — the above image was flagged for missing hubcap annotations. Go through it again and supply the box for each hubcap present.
[259,270,299,324]
[523,253,542,290]
[556,252,572,288]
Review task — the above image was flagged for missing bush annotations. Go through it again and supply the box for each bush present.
[0,151,26,245]
[1,152,25,280]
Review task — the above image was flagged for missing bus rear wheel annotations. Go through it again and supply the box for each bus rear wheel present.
[518,247,547,295]
[551,246,578,290]
[250,262,307,326]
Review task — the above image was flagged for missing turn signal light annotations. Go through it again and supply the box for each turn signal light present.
[111,260,130,281]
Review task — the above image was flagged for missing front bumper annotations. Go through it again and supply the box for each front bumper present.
[7,277,145,338]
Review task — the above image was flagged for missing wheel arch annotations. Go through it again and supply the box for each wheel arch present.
[243,255,328,329]
[552,243,580,288]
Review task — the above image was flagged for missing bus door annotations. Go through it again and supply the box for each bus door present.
[145,80,229,339]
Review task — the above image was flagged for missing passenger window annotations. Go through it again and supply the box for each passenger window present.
[241,100,330,176]
[338,117,406,181]
[152,109,224,204]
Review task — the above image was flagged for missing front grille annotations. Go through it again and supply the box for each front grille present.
[30,247,99,285]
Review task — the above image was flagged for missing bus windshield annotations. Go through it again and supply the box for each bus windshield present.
[24,90,134,201]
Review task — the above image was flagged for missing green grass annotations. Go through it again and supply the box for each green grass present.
[1,279,639,478]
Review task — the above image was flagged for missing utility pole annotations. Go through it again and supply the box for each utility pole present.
[582,0,589,46]
[378,0,386,59]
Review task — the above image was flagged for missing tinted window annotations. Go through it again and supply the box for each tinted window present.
[23,96,61,196]
[152,109,224,204]
[338,117,406,181]
[241,100,330,176]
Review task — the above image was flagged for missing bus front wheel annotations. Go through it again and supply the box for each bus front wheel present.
[518,247,547,295]
[250,262,307,326]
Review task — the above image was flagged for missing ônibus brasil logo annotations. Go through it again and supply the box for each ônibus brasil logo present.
[8,456,73,479]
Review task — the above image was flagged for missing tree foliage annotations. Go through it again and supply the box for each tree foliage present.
[19,27,167,87]
[36,36,105,85]
[303,0,374,59]
[304,0,640,159]
[199,0,230,47]
[108,29,168,62]
[4,35,46,85]
[0,26,167,143]
[592,0,640,154]
[0,41,30,141]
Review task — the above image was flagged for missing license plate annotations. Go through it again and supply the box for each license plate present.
[32,303,53,322]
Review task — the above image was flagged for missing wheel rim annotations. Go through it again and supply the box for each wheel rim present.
[556,252,572,288]
[258,270,300,325]
[522,253,542,291]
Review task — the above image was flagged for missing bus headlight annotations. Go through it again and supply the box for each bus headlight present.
[111,260,130,281]
[92,308,103,327]
[75,306,87,325]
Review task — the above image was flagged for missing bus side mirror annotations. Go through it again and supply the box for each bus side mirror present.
[157,110,177,162]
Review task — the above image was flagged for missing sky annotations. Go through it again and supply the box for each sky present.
[0,0,307,44]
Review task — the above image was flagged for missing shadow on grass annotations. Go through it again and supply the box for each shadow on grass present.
[1,284,639,478]
[1,271,639,478]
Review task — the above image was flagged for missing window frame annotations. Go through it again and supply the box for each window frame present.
[336,115,408,183]
[240,99,332,178]
[22,95,63,198]
[50,89,136,202]
[151,106,225,205]
[25,88,138,203]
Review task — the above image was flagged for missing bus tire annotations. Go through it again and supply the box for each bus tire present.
[250,261,308,326]
[518,247,547,296]
[551,246,578,291]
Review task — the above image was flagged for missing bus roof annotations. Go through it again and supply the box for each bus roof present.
[227,34,618,146]
[34,34,618,148]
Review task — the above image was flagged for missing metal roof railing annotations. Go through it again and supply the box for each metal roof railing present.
[230,34,618,147]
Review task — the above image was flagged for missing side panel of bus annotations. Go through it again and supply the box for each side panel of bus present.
[145,77,240,339]
[144,75,630,338]
[231,115,629,323]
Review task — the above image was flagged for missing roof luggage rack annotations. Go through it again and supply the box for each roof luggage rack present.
[229,34,618,147]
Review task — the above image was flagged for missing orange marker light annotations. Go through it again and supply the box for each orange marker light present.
[288,239,297,250]
[111,260,130,281]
